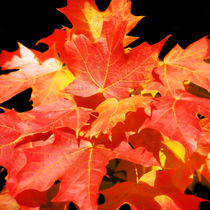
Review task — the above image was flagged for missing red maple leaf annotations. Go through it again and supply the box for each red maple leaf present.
[99,169,205,210]
[90,94,151,138]
[64,19,166,99]
[144,90,210,156]
[7,128,159,209]
[148,37,210,96]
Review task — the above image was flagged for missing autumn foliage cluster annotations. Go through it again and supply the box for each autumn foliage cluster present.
[0,0,209,209]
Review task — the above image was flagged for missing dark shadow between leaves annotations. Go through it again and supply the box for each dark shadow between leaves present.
[0,88,33,112]
[119,203,131,210]
[0,166,7,191]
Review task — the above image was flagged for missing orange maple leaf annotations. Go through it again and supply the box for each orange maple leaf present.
[58,0,143,45]
[0,44,74,106]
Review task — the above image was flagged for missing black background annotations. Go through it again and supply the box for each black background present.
[0,0,209,53]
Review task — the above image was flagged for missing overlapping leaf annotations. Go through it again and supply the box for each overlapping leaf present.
[58,0,142,44]
[99,168,205,209]
[64,19,166,99]
[90,95,151,138]
[145,91,210,155]
[20,98,92,136]
[0,44,74,106]
[7,128,159,210]
[0,98,91,148]
[151,37,210,96]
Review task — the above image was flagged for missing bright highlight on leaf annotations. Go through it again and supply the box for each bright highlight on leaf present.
[0,0,209,209]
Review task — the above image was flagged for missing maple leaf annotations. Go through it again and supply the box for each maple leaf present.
[64,19,167,99]
[0,109,51,156]
[127,111,209,189]
[90,95,151,138]
[0,98,91,150]
[7,128,159,210]
[0,44,74,106]
[99,169,205,209]
[20,98,92,137]
[57,0,142,45]
[129,127,190,170]
[144,90,210,156]
[151,37,210,96]
[0,98,91,180]
[36,27,71,63]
